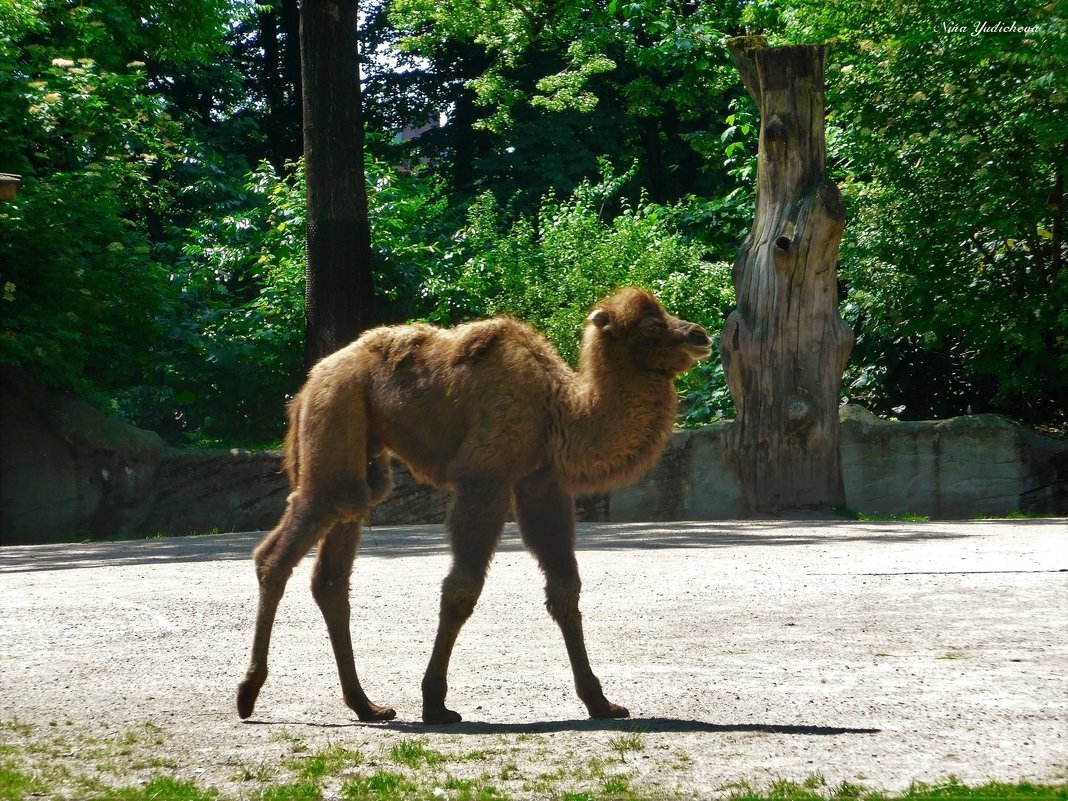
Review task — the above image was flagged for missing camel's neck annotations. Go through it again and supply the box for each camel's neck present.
[552,342,679,494]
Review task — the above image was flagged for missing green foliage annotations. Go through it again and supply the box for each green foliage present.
[418,169,734,421]
[0,7,193,402]
[774,0,1067,422]
[426,170,733,359]
[111,159,305,445]
[2,0,1063,449]
[0,0,259,435]
[365,158,454,324]
[388,0,745,208]
[128,155,453,445]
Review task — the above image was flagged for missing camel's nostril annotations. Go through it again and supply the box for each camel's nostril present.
[687,328,710,346]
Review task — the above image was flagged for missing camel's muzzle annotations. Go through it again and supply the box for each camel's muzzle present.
[683,325,712,359]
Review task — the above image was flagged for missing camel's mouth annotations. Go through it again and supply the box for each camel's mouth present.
[685,343,713,361]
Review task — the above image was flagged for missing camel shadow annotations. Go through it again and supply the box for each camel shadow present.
[245,716,879,737]
[389,717,881,736]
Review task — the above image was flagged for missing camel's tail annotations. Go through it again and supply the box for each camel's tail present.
[278,372,389,519]
[280,393,302,488]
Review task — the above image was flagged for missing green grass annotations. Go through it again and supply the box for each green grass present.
[87,776,221,801]
[388,737,449,768]
[833,506,931,523]
[287,745,363,781]
[1,719,1065,801]
[341,771,417,800]
[724,778,1068,801]
[607,731,646,762]
[259,782,321,801]
[0,759,47,801]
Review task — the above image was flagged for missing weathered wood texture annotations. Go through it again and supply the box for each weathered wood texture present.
[720,39,855,514]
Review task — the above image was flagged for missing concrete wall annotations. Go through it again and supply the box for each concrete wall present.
[837,404,1064,518]
[603,406,1067,522]
[2,365,1064,544]
[0,367,163,544]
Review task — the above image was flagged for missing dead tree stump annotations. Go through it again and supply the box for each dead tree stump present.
[719,38,854,514]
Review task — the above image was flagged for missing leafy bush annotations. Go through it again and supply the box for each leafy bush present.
[117,157,453,446]
[423,174,736,422]
[0,10,201,404]
[116,160,307,445]
[778,0,1067,424]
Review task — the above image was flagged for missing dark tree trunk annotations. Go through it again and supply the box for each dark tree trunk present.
[300,0,376,372]
[719,38,854,514]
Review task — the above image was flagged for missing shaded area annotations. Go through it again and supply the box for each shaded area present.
[243,716,881,737]
[2,519,1062,574]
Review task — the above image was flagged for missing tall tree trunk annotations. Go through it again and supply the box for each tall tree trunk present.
[300,0,376,372]
[719,38,854,514]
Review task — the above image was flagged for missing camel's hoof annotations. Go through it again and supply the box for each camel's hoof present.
[236,678,262,720]
[355,703,397,722]
[422,706,463,725]
[589,701,630,719]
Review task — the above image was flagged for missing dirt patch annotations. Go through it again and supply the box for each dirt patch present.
[1,519,1065,798]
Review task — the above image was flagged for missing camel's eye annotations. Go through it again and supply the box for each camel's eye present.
[640,317,665,336]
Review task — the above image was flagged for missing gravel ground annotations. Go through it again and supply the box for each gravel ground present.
[1,518,1066,798]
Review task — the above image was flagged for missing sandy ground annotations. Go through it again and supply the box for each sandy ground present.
[1,519,1066,798]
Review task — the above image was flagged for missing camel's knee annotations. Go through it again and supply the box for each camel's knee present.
[252,533,298,592]
[439,572,484,623]
[253,499,319,577]
[545,575,582,623]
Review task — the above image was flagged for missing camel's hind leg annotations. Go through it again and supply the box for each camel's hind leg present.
[515,470,629,719]
[311,521,395,721]
[237,493,331,719]
[421,476,510,724]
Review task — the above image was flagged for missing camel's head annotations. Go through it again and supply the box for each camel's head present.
[584,287,711,376]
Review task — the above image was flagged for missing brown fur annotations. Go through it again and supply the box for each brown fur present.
[237,287,710,723]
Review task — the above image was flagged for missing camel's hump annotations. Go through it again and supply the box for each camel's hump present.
[358,317,561,373]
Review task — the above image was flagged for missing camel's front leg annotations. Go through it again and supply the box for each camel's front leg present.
[312,521,396,722]
[422,477,510,724]
[515,471,629,719]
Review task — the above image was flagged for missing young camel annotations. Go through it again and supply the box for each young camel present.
[236,287,711,724]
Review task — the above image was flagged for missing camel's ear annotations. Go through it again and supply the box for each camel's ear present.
[587,309,611,328]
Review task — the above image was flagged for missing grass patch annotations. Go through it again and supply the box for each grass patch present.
[388,738,449,768]
[599,772,633,794]
[271,730,309,754]
[0,758,47,800]
[341,771,418,799]
[287,745,363,781]
[724,778,1068,800]
[833,506,931,523]
[259,782,321,801]
[87,776,221,801]
[0,721,33,738]
[441,775,510,800]
[1,719,1064,801]
[607,732,645,763]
